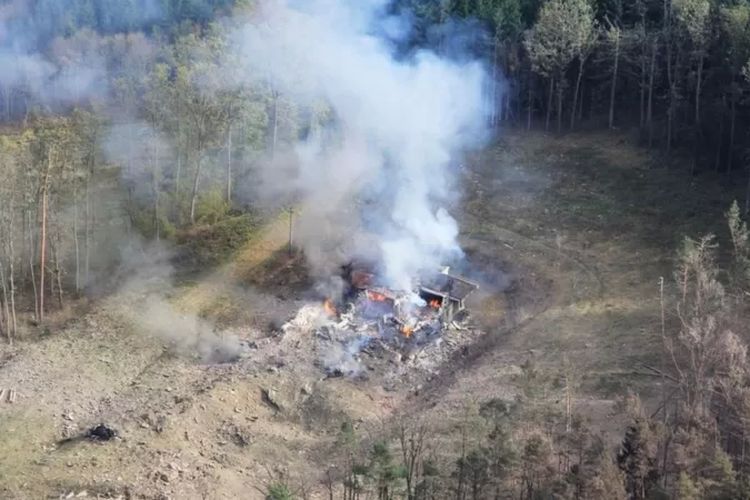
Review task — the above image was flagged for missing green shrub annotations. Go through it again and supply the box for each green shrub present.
[130,208,175,240]
[195,188,229,225]
[266,482,294,500]
[175,213,260,268]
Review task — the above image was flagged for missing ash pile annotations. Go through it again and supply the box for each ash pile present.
[281,264,480,378]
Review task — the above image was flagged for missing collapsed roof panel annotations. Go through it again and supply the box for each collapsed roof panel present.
[419,271,479,302]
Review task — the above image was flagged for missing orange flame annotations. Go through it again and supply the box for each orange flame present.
[367,290,388,302]
[323,298,337,317]
[401,325,414,338]
[428,299,441,309]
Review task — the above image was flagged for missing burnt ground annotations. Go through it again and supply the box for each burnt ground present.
[0,129,738,499]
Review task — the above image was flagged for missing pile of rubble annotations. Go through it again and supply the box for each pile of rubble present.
[280,267,480,377]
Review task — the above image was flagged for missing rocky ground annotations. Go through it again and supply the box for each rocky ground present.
[0,129,736,499]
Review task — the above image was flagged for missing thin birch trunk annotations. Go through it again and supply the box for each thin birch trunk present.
[226,124,232,204]
[152,142,160,241]
[271,90,279,160]
[546,78,553,132]
[73,185,80,292]
[640,43,646,129]
[728,91,737,174]
[53,237,63,309]
[609,29,620,129]
[648,39,657,148]
[0,261,9,342]
[527,72,533,130]
[174,149,182,197]
[691,52,704,176]
[27,211,38,322]
[189,144,203,225]
[556,80,563,134]
[38,150,50,323]
[571,59,584,130]
[8,214,16,340]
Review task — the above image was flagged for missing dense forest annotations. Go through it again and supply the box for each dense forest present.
[4,0,750,327]
[3,0,750,498]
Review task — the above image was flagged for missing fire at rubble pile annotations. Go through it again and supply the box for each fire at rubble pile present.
[280,266,479,377]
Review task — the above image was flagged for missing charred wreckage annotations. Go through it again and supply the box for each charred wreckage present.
[280,262,480,377]
[341,262,479,331]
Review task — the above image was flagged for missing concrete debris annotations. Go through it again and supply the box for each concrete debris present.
[279,282,478,377]
[261,388,283,412]
[0,388,17,403]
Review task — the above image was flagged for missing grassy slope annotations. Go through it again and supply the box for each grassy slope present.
[414,129,735,447]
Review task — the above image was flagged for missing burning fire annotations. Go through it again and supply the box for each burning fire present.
[428,299,441,309]
[367,290,388,302]
[323,298,337,317]
[401,325,414,338]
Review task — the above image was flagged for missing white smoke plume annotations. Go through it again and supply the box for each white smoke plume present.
[232,0,488,292]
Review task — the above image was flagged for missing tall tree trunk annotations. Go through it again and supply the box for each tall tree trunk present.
[73,185,80,293]
[727,90,737,174]
[27,211,38,322]
[647,40,657,148]
[226,124,233,204]
[715,96,725,172]
[667,96,674,154]
[189,147,203,225]
[691,52,704,176]
[271,90,280,160]
[174,149,182,197]
[578,79,585,121]
[609,30,621,130]
[8,214,16,340]
[527,72,533,130]
[545,78,553,132]
[21,208,27,285]
[506,89,512,122]
[0,261,9,342]
[516,63,523,123]
[150,141,160,241]
[38,151,50,324]
[491,39,499,126]
[571,59,584,130]
[52,236,63,309]
[640,44,647,129]
[84,175,91,287]
[665,9,675,155]
[556,79,563,134]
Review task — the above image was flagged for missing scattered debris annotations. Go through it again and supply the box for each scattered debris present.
[261,388,282,412]
[87,424,118,441]
[219,421,251,447]
[281,265,481,377]
[58,490,92,499]
[0,388,17,403]
[324,368,344,379]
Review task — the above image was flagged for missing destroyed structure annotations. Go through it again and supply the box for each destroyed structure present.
[281,264,479,377]
[343,263,479,327]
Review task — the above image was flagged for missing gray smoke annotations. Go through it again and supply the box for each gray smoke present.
[112,240,244,364]
[0,0,193,110]
[232,0,488,291]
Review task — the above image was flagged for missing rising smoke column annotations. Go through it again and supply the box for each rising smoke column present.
[234,0,488,291]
